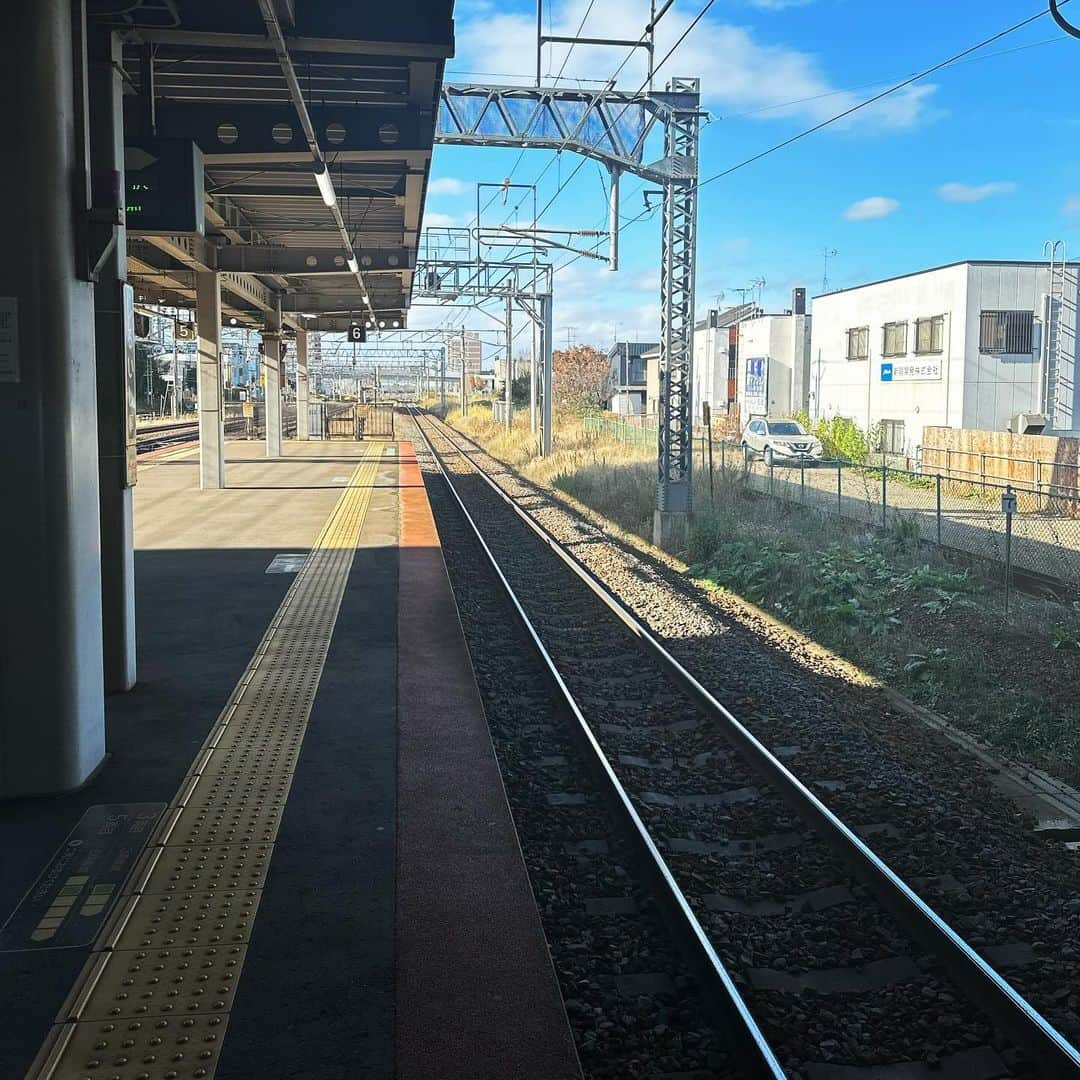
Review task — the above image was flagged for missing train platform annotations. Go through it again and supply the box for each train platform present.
[0,439,581,1080]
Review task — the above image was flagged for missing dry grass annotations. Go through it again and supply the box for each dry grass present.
[446,406,658,538]
[439,404,1080,779]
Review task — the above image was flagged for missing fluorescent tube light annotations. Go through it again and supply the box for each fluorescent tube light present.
[313,162,335,208]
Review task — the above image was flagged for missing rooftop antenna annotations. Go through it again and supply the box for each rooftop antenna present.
[750,276,766,308]
[822,248,838,295]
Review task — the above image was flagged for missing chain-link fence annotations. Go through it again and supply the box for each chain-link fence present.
[583,414,1080,597]
[223,402,297,439]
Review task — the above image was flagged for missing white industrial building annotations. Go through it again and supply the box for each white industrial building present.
[810,260,1080,456]
[737,299,812,420]
[691,303,758,421]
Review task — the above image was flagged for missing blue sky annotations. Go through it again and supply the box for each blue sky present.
[411,0,1080,356]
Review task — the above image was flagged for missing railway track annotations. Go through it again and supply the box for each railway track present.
[135,420,199,453]
[408,408,1080,1079]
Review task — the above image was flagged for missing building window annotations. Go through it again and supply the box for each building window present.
[846,326,869,361]
[879,419,905,455]
[882,322,908,358]
[979,310,1034,355]
[914,315,944,355]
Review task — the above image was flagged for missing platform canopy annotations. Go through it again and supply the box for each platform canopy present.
[114,0,455,332]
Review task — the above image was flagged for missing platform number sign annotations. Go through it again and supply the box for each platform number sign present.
[348,322,366,344]
[1001,490,1017,515]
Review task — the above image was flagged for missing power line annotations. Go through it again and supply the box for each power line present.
[527,0,716,229]
[696,2,1068,192]
[558,0,1071,264]
[494,1,683,232]
[552,0,598,86]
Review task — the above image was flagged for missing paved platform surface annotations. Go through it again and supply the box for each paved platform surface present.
[0,439,580,1080]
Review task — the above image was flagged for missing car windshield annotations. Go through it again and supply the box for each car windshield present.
[768,422,805,436]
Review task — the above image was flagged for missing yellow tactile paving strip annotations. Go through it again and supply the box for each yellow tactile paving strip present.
[29,444,380,1080]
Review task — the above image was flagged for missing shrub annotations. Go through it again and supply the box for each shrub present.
[793,411,875,463]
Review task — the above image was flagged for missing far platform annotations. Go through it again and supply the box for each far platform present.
[0,437,581,1080]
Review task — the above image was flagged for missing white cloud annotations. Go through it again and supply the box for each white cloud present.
[428,177,468,196]
[843,196,900,222]
[422,211,459,228]
[1063,195,1080,217]
[938,181,1016,204]
[452,0,937,132]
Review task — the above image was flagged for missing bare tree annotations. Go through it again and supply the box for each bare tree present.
[553,344,612,413]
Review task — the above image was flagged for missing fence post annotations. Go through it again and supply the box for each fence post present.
[769,461,774,495]
[936,473,942,546]
[721,438,726,474]
[881,464,888,529]
[1004,485,1014,620]
[837,463,842,517]
[980,452,986,493]
[800,460,805,503]
[945,447,951,483]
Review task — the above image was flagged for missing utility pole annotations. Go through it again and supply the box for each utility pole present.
[171,320,179,418]
[504,294,513,426]
[459,328,467,415]
[530,318,538,434]
[565,326,575,350]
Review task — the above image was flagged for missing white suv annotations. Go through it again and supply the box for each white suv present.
[741,418,824,467]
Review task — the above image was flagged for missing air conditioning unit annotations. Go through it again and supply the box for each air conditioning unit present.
[1008,412,1046,435]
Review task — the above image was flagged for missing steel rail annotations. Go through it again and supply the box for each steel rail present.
[415,409,1080,1078]
[409,409,786,1079]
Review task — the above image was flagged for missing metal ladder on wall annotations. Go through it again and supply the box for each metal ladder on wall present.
[1045,241,1076,430]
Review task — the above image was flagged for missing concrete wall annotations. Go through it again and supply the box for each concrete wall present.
[811,262,1080,454]
[961,263,1077,433]
[692,325,727,422]
[811,264,969,455]
[610,390,645,415]
[645,349,660,416]
[737,314,810,419]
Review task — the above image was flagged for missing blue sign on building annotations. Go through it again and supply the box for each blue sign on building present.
[880,363,894,382]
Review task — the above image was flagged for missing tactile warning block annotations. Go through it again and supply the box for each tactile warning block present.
[132,845,272,896]
[208,721,306,760]
[61,945,246,1022]
[106,891,260,951]
[178,771,293,812]
[41,1012,228,1079]
[194,743,298,781]
[162,802,284,847]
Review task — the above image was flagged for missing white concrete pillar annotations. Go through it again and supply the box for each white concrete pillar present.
[296,330,310,440]
[264,297,283,457]
[196,272,224,489]
[0,0,106,795]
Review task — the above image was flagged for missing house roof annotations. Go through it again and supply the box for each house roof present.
[812,260,1080,301]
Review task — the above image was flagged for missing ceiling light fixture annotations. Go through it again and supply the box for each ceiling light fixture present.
[312,160,336,208]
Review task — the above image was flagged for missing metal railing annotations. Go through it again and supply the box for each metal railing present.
[921,445,1080,508]
[583,414,1080,596]
[222,402,297,439]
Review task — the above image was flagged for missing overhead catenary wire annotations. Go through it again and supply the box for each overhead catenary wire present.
[548,0,1076,287]
[696,1,1072,191]
[524,0,716,230]
[493,0,685,233]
